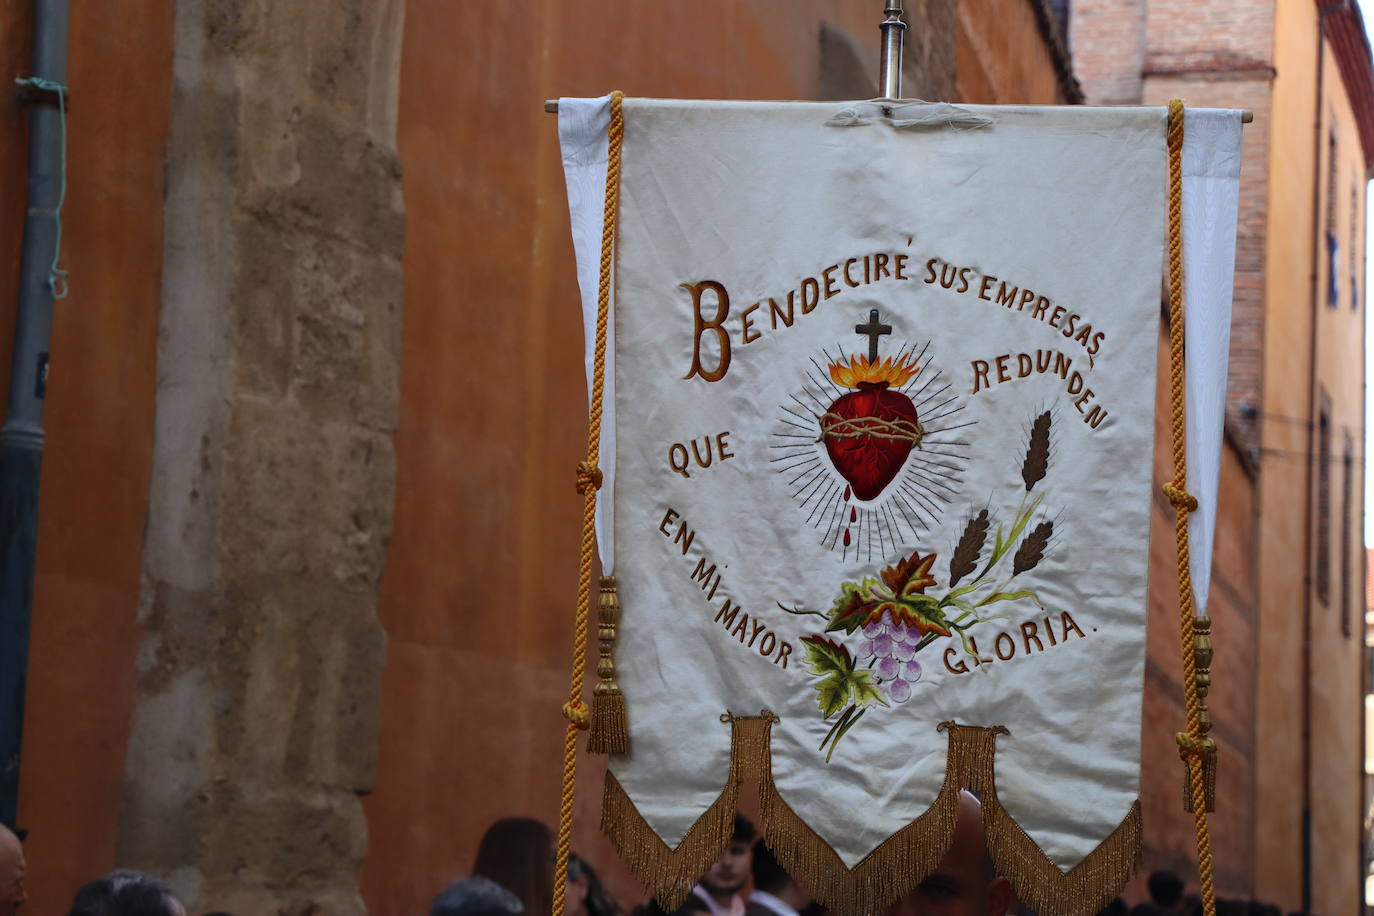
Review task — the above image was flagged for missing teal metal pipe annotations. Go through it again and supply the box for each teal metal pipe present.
[0,0,69,830]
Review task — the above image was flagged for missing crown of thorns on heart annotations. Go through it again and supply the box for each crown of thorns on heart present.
[818,353,926,447]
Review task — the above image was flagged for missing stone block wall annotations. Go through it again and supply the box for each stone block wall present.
[119,1,405,912]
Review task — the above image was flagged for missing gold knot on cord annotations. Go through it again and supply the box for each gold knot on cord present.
[1176,732,1207,759]
[575,462,603,494]
[562,699,590,729]
[1163,482,1198,512]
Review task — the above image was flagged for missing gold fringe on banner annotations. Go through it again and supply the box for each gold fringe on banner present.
[588,576,629,753]
[602,716,1141,915]
[953,722,1142,916]
[986,796,1142,916]
[602,711,775,910]
[757,739,959,914]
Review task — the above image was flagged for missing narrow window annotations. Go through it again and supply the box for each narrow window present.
[1327,127,1339,308]
[1316,402,1331,605]
[1352,182,1362,311]
[1341,434,1353,637]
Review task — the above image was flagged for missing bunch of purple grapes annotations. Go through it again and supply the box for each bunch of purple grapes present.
[858,612,923,702]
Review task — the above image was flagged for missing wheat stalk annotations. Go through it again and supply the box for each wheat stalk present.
[949,509,989,587]
[1012,521,1053,575]
[1021,411,1051,491]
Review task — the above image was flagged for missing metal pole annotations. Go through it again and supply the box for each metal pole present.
[0,0,69,830]
[879,1,907,99]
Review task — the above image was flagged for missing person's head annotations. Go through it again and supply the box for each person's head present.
[566,853,620,916]
[882,791,1011,916]
[1147,871,1184,910]
[0,825,24,915]
[472,818,553,916]
[751,842,809,911]
[66,870,185,916]
[1128,903,1168,916]
[699,814,756,902]
[430,876,523,916]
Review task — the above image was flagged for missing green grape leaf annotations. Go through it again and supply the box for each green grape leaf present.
[826,579,886,633]
[898,594,954,637]
[801,635,854,677]
[815,674,850,718]
[847,669,890,708]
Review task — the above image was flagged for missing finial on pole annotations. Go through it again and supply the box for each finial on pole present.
[879,1,907,100]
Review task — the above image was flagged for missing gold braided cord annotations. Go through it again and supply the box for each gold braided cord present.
[1165,98,1217,916]
[554,90,625,916]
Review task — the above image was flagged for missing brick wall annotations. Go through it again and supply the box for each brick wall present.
[1070,0,1148,104]
[1144,0,1276,76]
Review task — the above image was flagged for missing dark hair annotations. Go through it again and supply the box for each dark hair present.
[567,853,622,916]
[431,876,523,916]
[731,814,756,845]
[472,818,553,916]
[1147,870,1184,907]
[750,842,789,895]
[67,870,181,916]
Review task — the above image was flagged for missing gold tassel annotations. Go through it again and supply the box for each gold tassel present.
[1181,614,1217,813]
[588,576,629,754]
[1181,737,1218,815]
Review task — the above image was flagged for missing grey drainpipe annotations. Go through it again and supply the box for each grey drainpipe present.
[0,0,69,830]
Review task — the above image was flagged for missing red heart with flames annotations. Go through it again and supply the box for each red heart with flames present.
[820,354,924,501]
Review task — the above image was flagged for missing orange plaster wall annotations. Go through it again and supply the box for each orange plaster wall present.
[0,0,174,908]
[955,0,1069,104]
[1252,1,1319,907]
[1302,42,1367,916]
[361,3,1072,914]
[1253,3,1368,911]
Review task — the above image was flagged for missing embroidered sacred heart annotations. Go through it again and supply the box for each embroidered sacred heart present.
[821,381,922,501]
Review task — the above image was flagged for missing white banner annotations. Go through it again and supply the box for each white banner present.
[559,98,1241,915]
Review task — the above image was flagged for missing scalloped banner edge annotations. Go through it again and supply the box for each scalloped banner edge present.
[601,716,1140,916]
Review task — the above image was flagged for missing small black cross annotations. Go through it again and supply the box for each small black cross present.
[855,308,891,361]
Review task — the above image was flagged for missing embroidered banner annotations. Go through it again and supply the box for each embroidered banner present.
[558,98,1241,915]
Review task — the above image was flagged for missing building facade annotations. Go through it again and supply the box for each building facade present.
[1072,0,1373,912]
[0,2,1082,914]
[9,0,1368,913]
